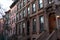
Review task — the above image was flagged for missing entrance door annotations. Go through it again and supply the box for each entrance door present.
[48,13,56,33]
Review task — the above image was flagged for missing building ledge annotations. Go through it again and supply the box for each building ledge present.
[10,0,18,8]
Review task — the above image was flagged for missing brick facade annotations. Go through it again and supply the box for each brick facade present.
[4,0,60,40]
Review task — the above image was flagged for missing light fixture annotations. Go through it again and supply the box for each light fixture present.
[56,16,60,18]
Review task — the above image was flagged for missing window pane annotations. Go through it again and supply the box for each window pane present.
[20,3,21,9]
[21,2,23,8]
[23,0,27,6]
[39,16,44,32]
[23,23,25,28]
[16,13,19,21]
[33,4,35,11]
[33,18,36,33]
[40,3,43,8]
[40,0,43,3]
[20,12,23,19]
[41,16,44,23]
[22,23,25,36]
[23,9,26,17]
[28,6,30,15]
[38,0,43,8]
[20,13,21,19]
[32,3,36,12]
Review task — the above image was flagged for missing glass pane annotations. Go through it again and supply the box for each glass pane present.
[33,18,36,33]
[40,3,43,8]
[23,9,26,17]
[23,23,25,28]
[41,15,44,23]
[40,0,43,3]
[39,16,44,32]
[28,7,30,15]
[33,3,36,12]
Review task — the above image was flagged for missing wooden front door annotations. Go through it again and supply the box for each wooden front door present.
[48,13,56,33]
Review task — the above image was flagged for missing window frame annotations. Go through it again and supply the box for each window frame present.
[32,18,36,34]
[16,13,19,21]
[23,9,26,17]
[23,0,27,6]
[39,15,44,33]
[27,6,30,15]
[32,2,36,13]
[38,0,43,9]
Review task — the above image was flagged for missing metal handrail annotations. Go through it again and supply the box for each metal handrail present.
[46,30,56,40]
[36,31,44,40]
[36,30,48,40]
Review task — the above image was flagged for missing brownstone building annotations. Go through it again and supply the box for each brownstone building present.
[4,9,16,40]
[9,0,60,40]
[7,1,17,40]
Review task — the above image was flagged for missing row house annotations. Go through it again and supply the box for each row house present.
[16,0,60,40]
[8,0,18,40]
[3,10,11,40]
[16,0,49,40]
[3,0,18,40]
[9,0,60,40]
[4,9,16,40]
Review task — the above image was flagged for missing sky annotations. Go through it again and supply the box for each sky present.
[0,0,13,18]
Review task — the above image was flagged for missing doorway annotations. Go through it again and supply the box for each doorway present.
[48,13,56,33]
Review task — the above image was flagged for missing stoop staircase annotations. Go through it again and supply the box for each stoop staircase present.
[36,30,57,40]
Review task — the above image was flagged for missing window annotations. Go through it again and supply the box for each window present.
[23,23,25,28]
[20,11,23,19]
[23,0,27,6]
[22,23,25,36]
[39,15,44,32]
[20,3,21,9]
[20,13,22,19]
[23,9,26,17]
[19,13,21,20]
[16,13,19,21]
[21,2,23,8]
[27,6,30,15]
[32,2,36,13]
[33,18,36,33]
[38,0,43,9]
